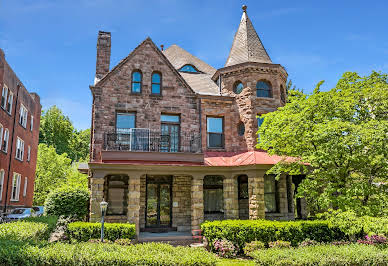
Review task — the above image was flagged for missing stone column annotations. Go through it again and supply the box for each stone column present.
[191,175,204,230]
[223,175,239,219]
[127,173,141,237]
[248,171,266,219]
[89,171,105,222]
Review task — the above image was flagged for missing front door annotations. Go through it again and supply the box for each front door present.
[146,176,172,230]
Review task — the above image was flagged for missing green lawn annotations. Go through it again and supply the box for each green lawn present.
[217,258,255,266]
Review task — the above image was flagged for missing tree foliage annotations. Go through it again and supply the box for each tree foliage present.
[34,144,87,205]
[257,72,388,216]
[39,106,90,161]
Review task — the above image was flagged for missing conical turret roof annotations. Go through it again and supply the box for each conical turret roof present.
[225,5,272,67]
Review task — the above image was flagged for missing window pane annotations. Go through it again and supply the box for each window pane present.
[161,114,179,123]
[256,81,270,90]
[208,133,223,148]
[132,82,141,93]
[207,117,223,133]
[234,82,244,94]
[152,73,161,83]
[132,71,141,82]
[257,89,270,98]
[116,113,135,131]
[265,193,277,212]
[264,175,276,193]
[152,84,160,94]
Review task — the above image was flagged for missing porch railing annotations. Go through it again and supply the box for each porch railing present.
[104,129,202,153]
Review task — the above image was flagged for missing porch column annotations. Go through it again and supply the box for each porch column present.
[223,174,239,219]
[89,171,105,222]
[127,173,141,237]
[191,174,204,230]
[248,171,266,219]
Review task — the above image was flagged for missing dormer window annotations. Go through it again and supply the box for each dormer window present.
[233,81,244,94]
[179,64,199,73]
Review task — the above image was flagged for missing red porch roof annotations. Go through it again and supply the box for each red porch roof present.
[204,151,294,166]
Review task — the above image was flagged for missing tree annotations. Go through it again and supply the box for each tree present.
[34,144,87,205]
[257,72,388,217]
[39,106,90,161]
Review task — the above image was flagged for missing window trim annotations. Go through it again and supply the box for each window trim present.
[151,71,162,95]
[1,85,8,110]
[11,173,21,201]
[2,128,9,153]
[15,137,24,161]
[131,70,142,94]
[0,123,3,151]
[19,104,28,128]
[0,169,4,202]
[256,80,272,98]
[6,91,13,114]
[233,81,244,94]
[206,116,225,149]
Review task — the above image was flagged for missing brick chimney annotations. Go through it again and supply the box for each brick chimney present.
[95,31,111,84]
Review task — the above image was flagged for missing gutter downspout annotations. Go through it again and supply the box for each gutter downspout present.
[198,95,202,153]
[3,83,20,213]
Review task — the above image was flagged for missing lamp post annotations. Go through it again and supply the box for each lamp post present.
[100,200,108,242]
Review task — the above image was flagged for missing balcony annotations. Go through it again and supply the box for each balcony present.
[102,129,203,164]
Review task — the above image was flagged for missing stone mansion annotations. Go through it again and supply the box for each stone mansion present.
[88,6,305,236]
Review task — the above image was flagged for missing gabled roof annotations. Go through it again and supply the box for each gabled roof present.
[225,6,272,67]
[163,44,220,95]
[94,37,194,94]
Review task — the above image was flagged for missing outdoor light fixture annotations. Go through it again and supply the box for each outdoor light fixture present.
[100,199,108,242]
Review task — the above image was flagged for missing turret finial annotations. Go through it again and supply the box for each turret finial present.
[242,5,247,12]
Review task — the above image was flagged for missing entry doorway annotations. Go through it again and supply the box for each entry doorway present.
[145,176,173,232]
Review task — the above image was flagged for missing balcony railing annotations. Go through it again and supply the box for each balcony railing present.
[104,129,202,153]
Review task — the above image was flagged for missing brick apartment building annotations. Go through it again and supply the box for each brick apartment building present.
[0,49,41,213]
[88,6,305,236]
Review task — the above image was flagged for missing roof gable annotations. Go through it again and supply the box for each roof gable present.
[225,7,272,67]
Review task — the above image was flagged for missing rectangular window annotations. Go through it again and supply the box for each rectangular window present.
[264,175,278,213]
[161,114,180,152]
[207,117,224,148]
[6,91,13,114]
[2,129,9,153]
[0,170,4,201]
[204,176,224,214]
[1,86,8,109]
[23,177,28,197]
[30,116,34,131]
[19,105,28,128]
[116,112,135,133]
[27,146,31,161]
[15,137,24,161]
[0,124,3,150]
[11,173,21,201]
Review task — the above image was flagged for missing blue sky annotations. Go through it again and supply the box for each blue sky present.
[1,0,387,130]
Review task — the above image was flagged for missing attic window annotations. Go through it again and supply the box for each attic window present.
[179,64,199,73]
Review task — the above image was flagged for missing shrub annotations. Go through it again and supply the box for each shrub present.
[45,186,89,218]
[213,239,238,258]
[201,219,345,250]
[87,238,112,244]
[331,240,351,245]
[0,221,48,241]
[67,222,136,242]
[243,241,265,256]
[299,239,319,247]
[0,240,219,266]
[251,243,388,265]
[114,238,132,246]
[357,234,387,245]
[269,240,291,249]
[23,215,58,239]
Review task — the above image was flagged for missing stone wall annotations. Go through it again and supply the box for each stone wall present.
[172,175,191,231]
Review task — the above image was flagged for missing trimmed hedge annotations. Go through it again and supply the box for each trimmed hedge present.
[201,220,345,249]
[23,215,58,239]
[250,244,388,265]
[67,222,136,241]
[0,240,218,266]
[0,221,48,242]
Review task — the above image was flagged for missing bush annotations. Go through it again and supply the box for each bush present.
[213,239,238,258]
[269,240,291,248]
[0,221,48,242]
[243,241,265,256]
[201,219,345,250]
[23,215,58,239]
[251,244,388,265]
[0,240,219,266]
[67,222,136,242]
[87,238,113,244]
[114,238,132,246]
[357,234,387,245]
[45,186,89,218]
[298,239,319,247]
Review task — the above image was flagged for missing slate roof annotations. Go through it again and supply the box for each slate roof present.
[163,45,220,96]
[225,8,272,67]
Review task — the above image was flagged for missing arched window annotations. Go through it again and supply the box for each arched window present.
[256,81,272,98]
[179,64,199,73]
[131,71,142,93]
[237,121,245,136]
[151,72,161,94]
[280,85,286,104]
[233,81,244,94]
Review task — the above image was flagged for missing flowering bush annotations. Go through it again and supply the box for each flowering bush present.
[269,240,291,248]
[299,239,319,247]
[331,240,351,245]
[357,234,387,245]
[243,241,265,256]
[213,239,238,258]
